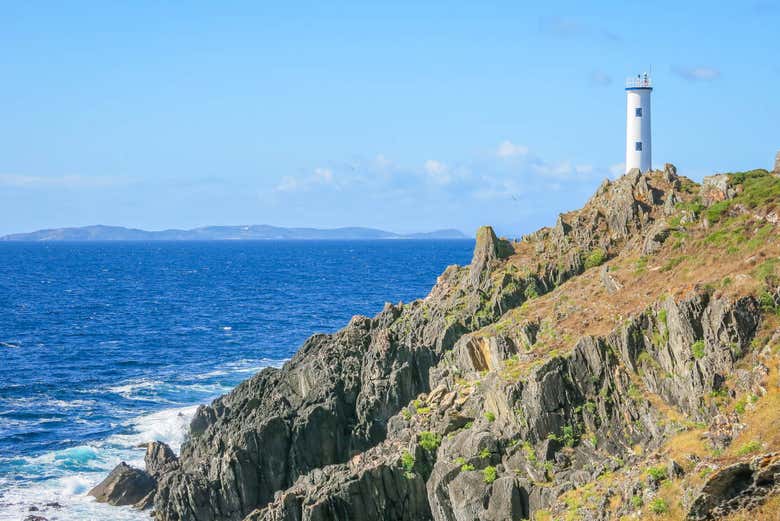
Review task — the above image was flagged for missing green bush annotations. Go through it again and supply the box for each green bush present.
[418,431,441,452]
[479,447,491,459]
[649,498,669,514]
[523,284,539,299]
[584,248,607,269]
[691,340,705,359]
[482,465,497,484]
[400,451,415,478]
[484,411,496,422]
[646,465,667,481]
[630,495,643,509]
[736,440,761,456]
[461,463,475,472]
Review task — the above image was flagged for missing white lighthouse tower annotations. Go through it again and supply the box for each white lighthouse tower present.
[625,73,652,173]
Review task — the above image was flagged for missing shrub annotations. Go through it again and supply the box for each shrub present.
[479,447,491,459]
[631,495,643,509]
[400,451,415,478]
[484,411,496,422]
[646,465,667,481]
[584,248,607,269]
[418,431,441,452]
[649,498,669,514]
[737,440,761,456]
[416,406,431,415]
[521,441,537,463]
[454,457,466,466]
[691,340,705,359]
[461,463,475,472]
[482,465,497,484]
[523,284,539,299]
[562,425,576,447]
[735,398,747,415]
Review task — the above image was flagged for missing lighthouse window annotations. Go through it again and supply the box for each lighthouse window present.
[635,142,643,151]
[635,107,642,117]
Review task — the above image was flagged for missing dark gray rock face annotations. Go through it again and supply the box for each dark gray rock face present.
[688,453,780,520]
[152,227,532,521]
[146,441,178,477]
[88,462,156,507]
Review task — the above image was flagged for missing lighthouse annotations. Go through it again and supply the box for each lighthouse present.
[625,73,652,173]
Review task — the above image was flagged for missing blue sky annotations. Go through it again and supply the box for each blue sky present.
[1,1,778,237]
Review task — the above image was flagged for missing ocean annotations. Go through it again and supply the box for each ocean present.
[0,240,473,520]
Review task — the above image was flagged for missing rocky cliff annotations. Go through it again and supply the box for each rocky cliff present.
[92,166,780,521]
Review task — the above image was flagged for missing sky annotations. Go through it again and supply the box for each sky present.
[1,1,778,237]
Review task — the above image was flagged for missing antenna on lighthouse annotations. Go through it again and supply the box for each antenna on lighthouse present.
[625,73,653,174]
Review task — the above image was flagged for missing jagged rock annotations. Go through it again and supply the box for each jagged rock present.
[701,174,736,205]
[687,453,780,520]
[88,462,156,507]
[145,441,178,477]
[469,226,512,289]
[774,151,780,173]
[641,222,673,254]
[599,265,622,294]
[664,163,678,183]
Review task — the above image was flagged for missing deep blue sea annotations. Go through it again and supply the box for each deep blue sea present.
[0,240,473,520]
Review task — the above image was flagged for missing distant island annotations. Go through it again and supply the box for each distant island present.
[0,224,469,241]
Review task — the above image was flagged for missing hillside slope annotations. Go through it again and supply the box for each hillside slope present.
[92,165,780,521]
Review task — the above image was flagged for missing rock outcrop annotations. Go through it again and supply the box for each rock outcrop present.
[688,453,780,520]
[88,462,156,507]
[92,166,780,520]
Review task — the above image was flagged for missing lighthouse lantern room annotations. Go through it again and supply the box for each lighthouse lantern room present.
[625,73,652,173]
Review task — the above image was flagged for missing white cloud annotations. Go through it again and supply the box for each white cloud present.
[424,159,446,175]
[575,164,594,174]
[275,167,336,192]
[423,160,453,185]
[672,66,721,82]
[314,168,333,182]
[497,140,529,158]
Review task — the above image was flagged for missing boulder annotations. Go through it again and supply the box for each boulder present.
[88,462,156,507]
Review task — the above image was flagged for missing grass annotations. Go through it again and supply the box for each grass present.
[418,431,441,452]
[646,465,667,481]
[400,451,415,479]
[691,340,705,359]
[482,465,497,484]
[736,440,762,456]
[649,497,669,514]
[584,248,607,269]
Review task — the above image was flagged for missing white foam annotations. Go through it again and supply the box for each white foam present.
[108,405,198,454]
[107,379,164,399]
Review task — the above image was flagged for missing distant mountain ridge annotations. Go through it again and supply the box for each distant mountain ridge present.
[0,224,469,241]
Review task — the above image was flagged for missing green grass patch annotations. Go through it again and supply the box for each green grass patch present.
[649,498,669,514]
[584,248,607,269]
[418,431,441,452]
[736,440,762,456]
[691,340,705,359]
[482,465,497,484]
